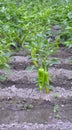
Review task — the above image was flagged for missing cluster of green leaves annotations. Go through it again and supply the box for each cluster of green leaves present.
[0,0,72,68]
[50,1,72,48]
[0,44,11,69]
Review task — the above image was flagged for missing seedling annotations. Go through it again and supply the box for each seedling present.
[53,104,61,119]
[0,75,6,82]
[53,105,59,113]
[55,114,61,119]
[54,93,60,98]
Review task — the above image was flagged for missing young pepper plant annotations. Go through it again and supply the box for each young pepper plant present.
[30,33,60,93]
[25,32,60,93]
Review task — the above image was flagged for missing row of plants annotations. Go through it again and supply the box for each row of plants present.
[0,0,72,92]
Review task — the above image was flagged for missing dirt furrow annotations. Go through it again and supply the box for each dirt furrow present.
[0,121,72,130]
[0,68,72,89]
[0,68,72,82]
[0,86,72,100]
[10,55,72,70]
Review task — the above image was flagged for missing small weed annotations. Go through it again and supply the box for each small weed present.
[24,103,33,110]
[54,93,60,98]
[53,105,59,113]
[26,66,35,71]
[55,114,61,119]
[53,104,61,119]
[0,75,6,82]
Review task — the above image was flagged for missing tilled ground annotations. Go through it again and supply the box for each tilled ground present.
[0,47,72,130]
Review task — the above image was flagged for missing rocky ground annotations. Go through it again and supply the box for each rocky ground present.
[0,47,72,130]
